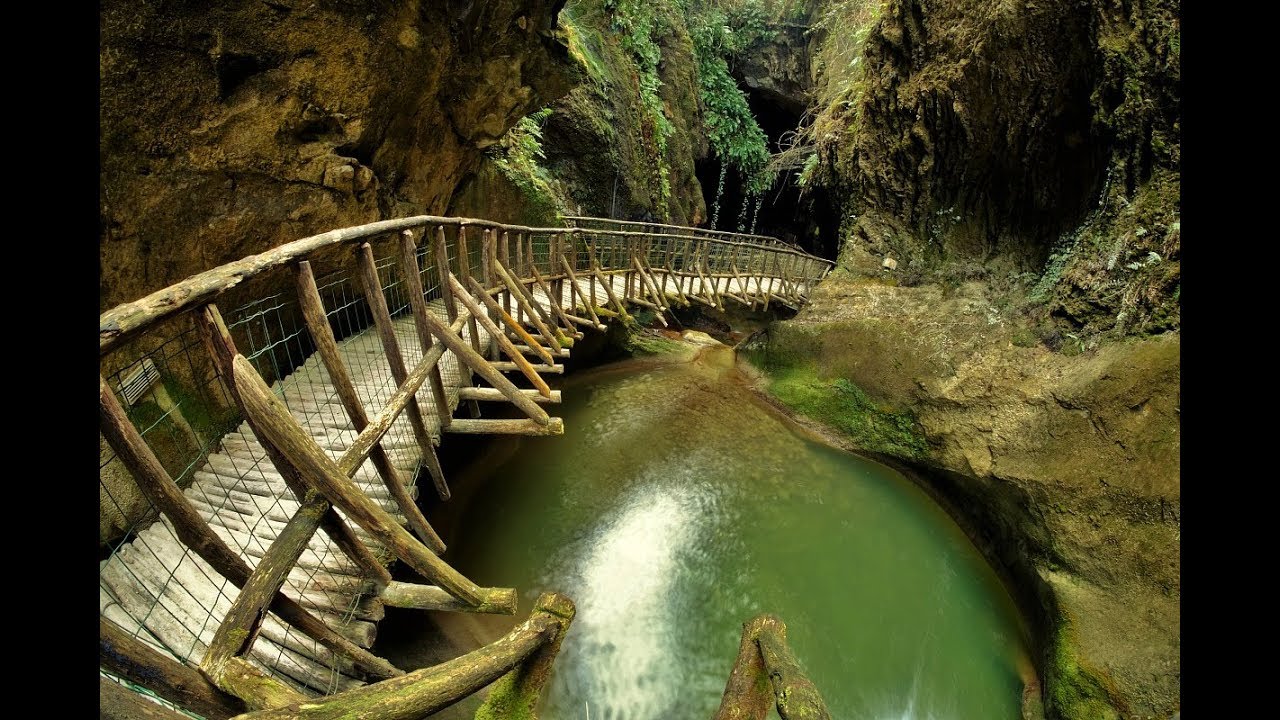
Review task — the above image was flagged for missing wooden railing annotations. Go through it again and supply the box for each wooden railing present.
[563,215,804,251]
[99,215,833,718]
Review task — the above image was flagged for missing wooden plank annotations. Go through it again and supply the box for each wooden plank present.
[228,353,486,606]
[381,582,517,615]
[491,361,564,375]
[201,494,333,683]
[101,617,245,720]
[448,273,552,397]
[444,418,565,436]
[457,387,561,404]
[297,259,446,552]
[228,593,574,720]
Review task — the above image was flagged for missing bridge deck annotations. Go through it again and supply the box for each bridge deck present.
[98,267,805,698]
[101,298,490,695]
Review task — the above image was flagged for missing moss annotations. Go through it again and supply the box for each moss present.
[759,364,930,460]
[625,330,687,356]
[1011,327,1039,348]
[473,671,536,720]
[1048,625,1124,720]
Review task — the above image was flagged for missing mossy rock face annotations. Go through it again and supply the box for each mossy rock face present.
[808,0,1179,341]
[747,361,929,460]
[752,274,1179,718]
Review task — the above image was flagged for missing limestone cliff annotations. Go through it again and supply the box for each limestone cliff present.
[100,0,575,311]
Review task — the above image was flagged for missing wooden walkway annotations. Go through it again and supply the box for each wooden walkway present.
[98,216,833,718]
[101,304,490,695]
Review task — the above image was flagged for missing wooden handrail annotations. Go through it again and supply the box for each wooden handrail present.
[101,215,832,353]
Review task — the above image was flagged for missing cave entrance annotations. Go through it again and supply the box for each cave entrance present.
[695,86,840,261]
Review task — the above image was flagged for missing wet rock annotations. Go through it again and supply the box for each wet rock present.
[681,330,724,347]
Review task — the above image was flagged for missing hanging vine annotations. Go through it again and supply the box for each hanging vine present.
[736,188,753,233]
[711,162,728,229]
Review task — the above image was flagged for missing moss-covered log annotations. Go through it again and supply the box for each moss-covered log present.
[230,593,575,720]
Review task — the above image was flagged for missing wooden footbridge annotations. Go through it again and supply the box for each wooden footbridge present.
[98,215,834,719]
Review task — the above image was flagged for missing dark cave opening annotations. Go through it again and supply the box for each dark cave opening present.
[695,87,840,261]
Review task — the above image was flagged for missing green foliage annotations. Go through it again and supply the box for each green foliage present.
[687,4,772,193]
[605,0,676,216]
[487,108,568,218]
[796,152,819,188]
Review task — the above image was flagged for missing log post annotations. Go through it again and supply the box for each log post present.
[464,275,555,365]
[356,242,451,501]
[474,593,577,719]
[201,494,332,683]
[219,657,307,711]
[103,371,395,679]
[530,262,577,336]
[559,254,604,328]
[711,616,774,720]
[393,232,453,432]
[297,259,446,551]
[456,226,485,417]
[500,232,513,317]
[586,243,629,320]
[756,616,831,720]
[492,259,562,351]
[197,304,391,586]
[378,282,552,425]
[448,274,553,397]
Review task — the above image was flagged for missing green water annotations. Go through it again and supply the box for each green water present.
[447,347,1033,719]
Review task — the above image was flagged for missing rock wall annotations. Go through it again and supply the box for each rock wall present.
[747,273,1180,719]
[100,0,575,311]
[748,1,1181,715]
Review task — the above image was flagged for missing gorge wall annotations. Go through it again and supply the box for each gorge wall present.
[100,0,576,311]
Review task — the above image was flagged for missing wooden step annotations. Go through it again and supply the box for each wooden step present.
[491,361,564,375]
[513,344,570,358]
[457,387,562,404]
[444,418,565,436]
